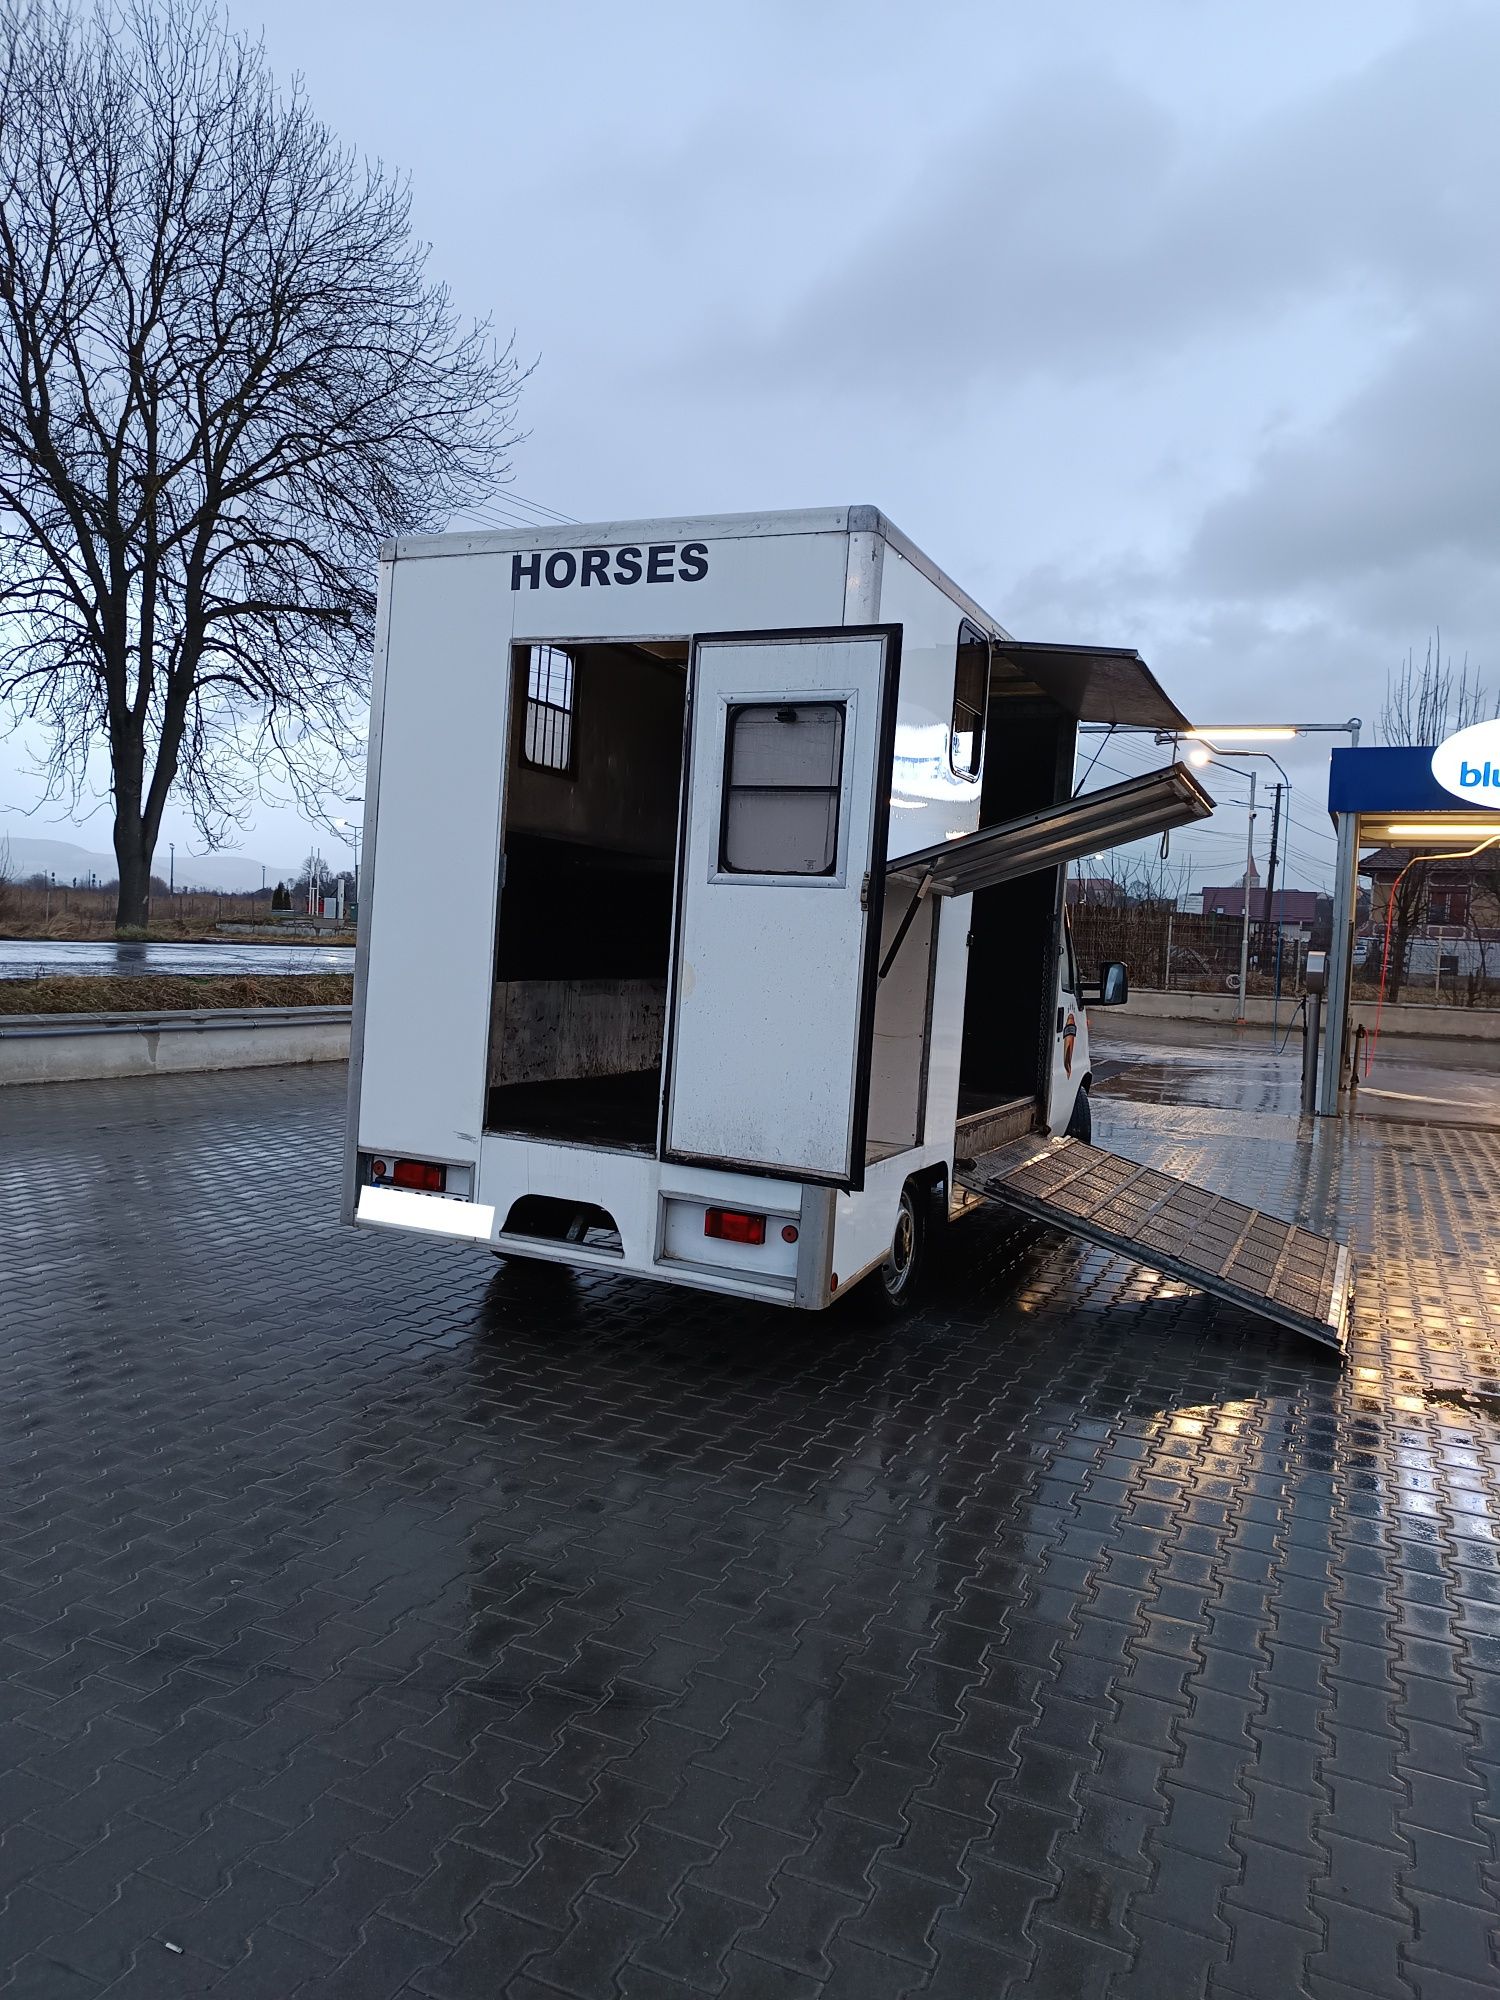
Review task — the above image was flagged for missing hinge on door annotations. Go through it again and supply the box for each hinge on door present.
[860,872,869,909]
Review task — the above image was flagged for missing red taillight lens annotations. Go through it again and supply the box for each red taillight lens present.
[392,1159,446,1193]
[704,1207,765,1245]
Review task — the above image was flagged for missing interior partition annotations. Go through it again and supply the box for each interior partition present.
[486,639,687,1152]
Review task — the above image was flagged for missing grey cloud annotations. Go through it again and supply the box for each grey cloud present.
[1184,304,1500,596]
[693,8,1500,400]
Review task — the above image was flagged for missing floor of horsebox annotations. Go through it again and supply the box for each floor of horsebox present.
[485,1068,661,1153]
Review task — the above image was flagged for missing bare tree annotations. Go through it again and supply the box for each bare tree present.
[1376,856,1428,1004]
[1380,631,1495,747]
[1081,844,1194,910]
[0,1,522,929]
[1375,633,1495,997]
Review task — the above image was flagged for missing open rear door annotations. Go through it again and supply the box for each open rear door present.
[958,1135,1351,1353]
[663,626,897,1185]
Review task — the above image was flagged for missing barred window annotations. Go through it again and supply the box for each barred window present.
[521,645,574,773]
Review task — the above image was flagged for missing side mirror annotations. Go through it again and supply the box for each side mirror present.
[1097,961,1129,1007]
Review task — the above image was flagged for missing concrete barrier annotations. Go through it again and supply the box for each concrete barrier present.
[0,1006,351,1085]
[1125,987,1500,1042]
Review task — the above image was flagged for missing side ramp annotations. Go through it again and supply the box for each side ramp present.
[956,1135,1352,1354]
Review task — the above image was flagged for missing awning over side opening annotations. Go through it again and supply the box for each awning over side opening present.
[990,640,1191,732]
[888,764,1215,898]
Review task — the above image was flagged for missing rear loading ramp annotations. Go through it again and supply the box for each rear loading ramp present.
[956,1135,1351,1354]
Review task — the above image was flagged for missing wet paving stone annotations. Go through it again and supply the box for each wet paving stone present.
[1,1059,1499,1995]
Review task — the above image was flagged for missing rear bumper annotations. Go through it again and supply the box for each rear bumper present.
[352,1135,837,1307]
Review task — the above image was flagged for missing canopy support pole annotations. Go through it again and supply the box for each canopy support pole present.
[1317,808,1360,1116]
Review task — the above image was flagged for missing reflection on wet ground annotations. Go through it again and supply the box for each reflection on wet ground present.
[1,1060,1498,1997]
[0,937,355,979]
[1095,1016,1500,1131]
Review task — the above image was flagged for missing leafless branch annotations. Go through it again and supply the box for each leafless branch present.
[0,0,523,925]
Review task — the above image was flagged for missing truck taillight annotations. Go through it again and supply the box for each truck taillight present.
[705,1207,765,1245]
[392,1159,446,1193]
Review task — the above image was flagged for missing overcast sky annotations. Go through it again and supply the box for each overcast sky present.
[4,0,1495,895]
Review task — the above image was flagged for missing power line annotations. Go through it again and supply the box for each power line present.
[450,491,580,532]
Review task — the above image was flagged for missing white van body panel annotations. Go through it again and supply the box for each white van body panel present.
[507,522,849,645]
[356,549,513,1164]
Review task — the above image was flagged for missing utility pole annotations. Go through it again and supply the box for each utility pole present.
[1236,772,1258,1024]
[169,842,175,894]
[1258,783,1282,962]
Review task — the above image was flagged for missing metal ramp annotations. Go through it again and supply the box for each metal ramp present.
[956,1135,1352,1354]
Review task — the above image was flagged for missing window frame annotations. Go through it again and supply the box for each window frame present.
[517,642,577,777]
[716,697,848,880]
[949,619,991,782]
[1427,881,1471,929]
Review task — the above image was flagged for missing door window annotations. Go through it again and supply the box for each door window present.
[720,701,845,875]
[950,622,990,779]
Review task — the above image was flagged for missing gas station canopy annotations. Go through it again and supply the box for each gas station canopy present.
[1319,743,1500,1115]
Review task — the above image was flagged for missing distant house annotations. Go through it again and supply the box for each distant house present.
[1359,847,1500,940]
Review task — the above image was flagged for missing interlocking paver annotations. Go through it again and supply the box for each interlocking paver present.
[1,1056,1499,1996]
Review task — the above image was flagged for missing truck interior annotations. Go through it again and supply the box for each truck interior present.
[485,639,688,1153]
[955,651,1077,1153]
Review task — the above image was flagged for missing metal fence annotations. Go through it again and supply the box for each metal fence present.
[1072,905,1500,1007]
[1070,907,1314,997]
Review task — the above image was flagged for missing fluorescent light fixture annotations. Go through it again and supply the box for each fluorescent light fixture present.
[1186,727,1298,743]
[357,1184,495,1239]
[1383,823,1500,840]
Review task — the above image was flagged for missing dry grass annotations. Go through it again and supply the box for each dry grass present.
[0,882,351,942]
[0,973,354,1015]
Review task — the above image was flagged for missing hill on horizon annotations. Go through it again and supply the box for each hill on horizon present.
[0,830,298,894]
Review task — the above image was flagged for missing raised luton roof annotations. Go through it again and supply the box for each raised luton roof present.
[382,503,1193,733]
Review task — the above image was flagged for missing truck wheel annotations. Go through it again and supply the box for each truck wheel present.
[868,1177,940,1316]
[1065,1086,1092,1143]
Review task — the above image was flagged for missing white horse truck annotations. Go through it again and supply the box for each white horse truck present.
[344,507,1350,1352]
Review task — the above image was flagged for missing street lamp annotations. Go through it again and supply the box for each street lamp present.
[332,815,361,913]
[1185,748,1294,1022]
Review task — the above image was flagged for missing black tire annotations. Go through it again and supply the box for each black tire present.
[1064,1085,1092,1143]
[864,1177,939,1317]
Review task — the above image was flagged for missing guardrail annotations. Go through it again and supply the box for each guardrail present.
[0,1004,352,1085]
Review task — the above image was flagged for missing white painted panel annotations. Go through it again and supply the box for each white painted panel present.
[508,530,848,642]
[877,545,984,861]
[358,552,512,1159]
[666,632,889,1180]
[865,887,934,1156]
[873,549,983,1156]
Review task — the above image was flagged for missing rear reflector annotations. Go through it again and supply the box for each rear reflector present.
[392,1159,446,1193]
[704,1207,766,1246]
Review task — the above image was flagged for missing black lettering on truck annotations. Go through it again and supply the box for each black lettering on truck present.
[507,542,711,589]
